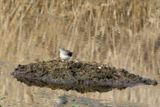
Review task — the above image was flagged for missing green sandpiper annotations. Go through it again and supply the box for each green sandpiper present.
[59,48,73,60]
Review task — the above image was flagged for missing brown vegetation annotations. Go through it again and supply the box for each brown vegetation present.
[12,60,157,93]
[0,0,160,76]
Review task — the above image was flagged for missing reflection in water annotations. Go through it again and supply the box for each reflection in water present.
[53,95,109,107]
[0,62,159,107]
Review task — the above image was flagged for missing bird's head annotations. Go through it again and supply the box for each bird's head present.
[59,48,65,52]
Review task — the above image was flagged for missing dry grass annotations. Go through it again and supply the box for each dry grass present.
[0,0,160,77]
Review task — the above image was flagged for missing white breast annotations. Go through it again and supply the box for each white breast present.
[60,52,71,60]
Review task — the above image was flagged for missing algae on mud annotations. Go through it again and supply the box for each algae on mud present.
[11,60,157,93]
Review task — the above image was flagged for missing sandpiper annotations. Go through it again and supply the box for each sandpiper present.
[59,48,73,61]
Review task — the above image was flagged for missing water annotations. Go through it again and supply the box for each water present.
[0,61,159,107]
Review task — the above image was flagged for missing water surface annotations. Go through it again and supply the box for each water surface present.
[0,61,159,107]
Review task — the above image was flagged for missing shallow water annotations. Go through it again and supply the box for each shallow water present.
[0,61,159,107]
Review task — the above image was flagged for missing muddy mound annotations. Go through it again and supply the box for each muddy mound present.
[11,60,157,93]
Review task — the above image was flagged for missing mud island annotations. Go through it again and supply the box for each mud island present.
[11,60,157,93]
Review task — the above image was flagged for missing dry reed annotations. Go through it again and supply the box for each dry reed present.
[0,0,160,77]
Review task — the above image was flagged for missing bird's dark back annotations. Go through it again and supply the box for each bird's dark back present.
[67,51,72,57]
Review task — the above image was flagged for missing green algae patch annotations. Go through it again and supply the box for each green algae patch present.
[11,60,157,93]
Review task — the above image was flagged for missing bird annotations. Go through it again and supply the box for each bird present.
[59,48,73,61]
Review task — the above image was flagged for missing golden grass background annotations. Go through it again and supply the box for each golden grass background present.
[0,0,160,77]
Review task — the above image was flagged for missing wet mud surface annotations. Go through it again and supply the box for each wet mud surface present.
[11,60,157,93]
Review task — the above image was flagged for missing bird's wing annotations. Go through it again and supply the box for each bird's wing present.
[66,51,72,56]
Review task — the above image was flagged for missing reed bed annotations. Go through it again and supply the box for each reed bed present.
[0,0,160,77]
